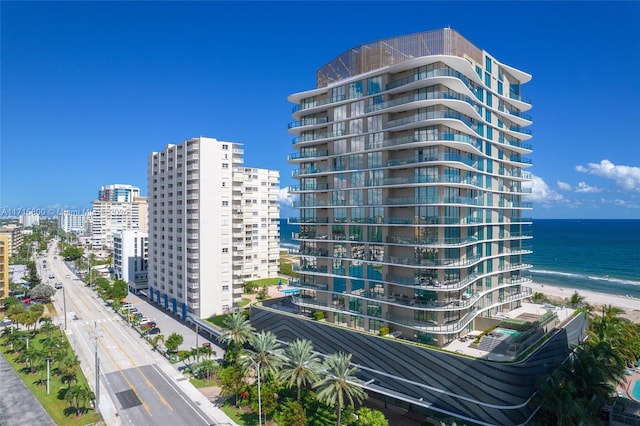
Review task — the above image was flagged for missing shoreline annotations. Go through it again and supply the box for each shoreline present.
[528,281,640,322]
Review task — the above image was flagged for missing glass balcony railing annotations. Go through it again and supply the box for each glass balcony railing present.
[365,132,482,153]
[386,66,475,94]
[288,183,330,192]
[288,150,329,161]
[288,117,329,129]
[388,254,482,268]
[386,152,476,168]
[386,235,480,247]
[385,109,475,131]
[292,95,346,114]
[365,90,476,114]
[292,129,347,145]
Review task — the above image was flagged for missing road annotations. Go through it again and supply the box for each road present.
[37,240,232,426]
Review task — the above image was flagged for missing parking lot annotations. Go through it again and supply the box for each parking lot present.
[120,292,225,360]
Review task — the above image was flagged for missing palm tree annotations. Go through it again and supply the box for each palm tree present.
[280,338,321,402]
[314,352,367,426]
[59,354,81,388]
[241,331,283,381]
[218,312,254,364]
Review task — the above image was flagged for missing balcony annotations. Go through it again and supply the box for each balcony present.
[292,129,347,145]
[385,109,475,131]
[365,90,476,114]
[364,131,482,152]
[386,66,475,93]
[288,117,329,129]
[292,95,346,114]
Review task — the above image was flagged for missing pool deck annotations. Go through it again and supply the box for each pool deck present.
[619,368,640,401]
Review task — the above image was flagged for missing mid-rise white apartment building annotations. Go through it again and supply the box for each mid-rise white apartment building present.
[18,212,40,227]
[113,230,149,293]
[99,184,141,202]
[91,196,148,249]
[148,136,280,319]
[58,210,92,235]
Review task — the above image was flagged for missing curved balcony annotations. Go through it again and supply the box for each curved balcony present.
[386,151,476,169]
[384,288,533,334]
[385,109,476,131]
[386,235,480,248]
[292,95,346,114]
[288,116,329,130]
[388,254,483,268]
[292,129,347,146]
[498,200,533,209]
[365,131,482,154]
[363,290,481,312]
[386,66,477,95]
[365,90,477,115]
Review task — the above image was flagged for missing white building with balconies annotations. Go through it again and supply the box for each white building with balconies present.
[148,137,280,319]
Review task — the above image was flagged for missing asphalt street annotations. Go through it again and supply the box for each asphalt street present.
[37,240,234,426]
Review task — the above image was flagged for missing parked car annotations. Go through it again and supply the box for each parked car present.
[0,319,14,327]
[146,327,161,335]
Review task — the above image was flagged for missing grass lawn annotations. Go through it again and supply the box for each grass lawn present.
[245,277,286,288]
[206,314,229,328]
[238,298,252,307]
[189,377,218,388]
[220,400,260,426]
[1,336,101,425]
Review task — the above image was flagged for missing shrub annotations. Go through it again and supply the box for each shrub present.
[313,311,325,321]
[379,327,390,336]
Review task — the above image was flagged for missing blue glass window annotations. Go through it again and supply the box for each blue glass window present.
[485,57,492,73]
[486,93,493,107]
[485,72,491,88]
[497,81,503,95]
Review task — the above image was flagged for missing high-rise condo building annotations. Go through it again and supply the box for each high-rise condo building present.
[148,137,280,319]
[99,184,141,202]
[58,210,92,235]
[288,27,534,346]
[90,194,148,250]
[251,29,587,425]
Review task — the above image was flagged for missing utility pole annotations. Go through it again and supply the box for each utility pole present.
[90,322,103,412]
[62,285,67,330]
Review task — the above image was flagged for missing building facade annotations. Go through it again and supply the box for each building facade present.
[287,28,533,346]
[0,225,24,258]
[18,212,40,227]
[58,210,92,235]
[148,137,280,320]
[113,230,149,293]
[0,235,9,303]
[90,197,148,249]
[98,184,141,202]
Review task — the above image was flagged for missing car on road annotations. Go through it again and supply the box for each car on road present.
[0,318,14,327]
[49,274,55,279]
[146,327,161,335]
[55,282,63,289]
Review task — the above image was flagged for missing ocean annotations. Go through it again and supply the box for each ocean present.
[278,219,640,299]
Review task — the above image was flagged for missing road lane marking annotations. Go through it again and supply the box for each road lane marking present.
[99,323,174,412]
[91,323,152,416]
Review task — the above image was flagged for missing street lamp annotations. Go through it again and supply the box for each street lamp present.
[242,356,262,426]
[186,314,200,363]
[45,357,53,394]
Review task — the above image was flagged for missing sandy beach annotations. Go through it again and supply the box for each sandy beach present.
[528,281,640,322]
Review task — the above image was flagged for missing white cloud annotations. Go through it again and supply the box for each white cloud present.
[278,187,296,206]
[574,181,602,193]
[557,181,572,191]
[524,175,564,203]
[576,159,640,191]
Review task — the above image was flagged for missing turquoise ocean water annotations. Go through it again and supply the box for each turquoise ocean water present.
[278,219,640,299]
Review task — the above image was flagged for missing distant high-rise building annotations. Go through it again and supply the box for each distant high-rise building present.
[0,235,9,303]
[148,137,280,319]
[90,196,147,249]
[18,212,40,227]
[98,184,141,202]
[113,230,148,293]
[58,210,92,235]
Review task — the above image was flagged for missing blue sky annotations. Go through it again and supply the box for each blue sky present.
[1,1,639,219]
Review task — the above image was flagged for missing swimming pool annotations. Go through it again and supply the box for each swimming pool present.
[632,379,640,401]
[280,287,300,295]
[494,328,522,338]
